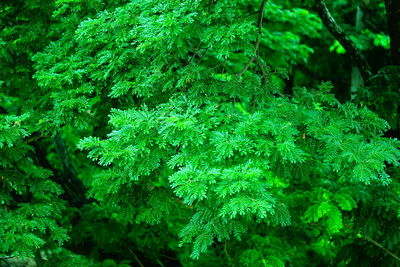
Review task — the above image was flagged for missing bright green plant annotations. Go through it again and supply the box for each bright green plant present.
[1,0,400,266]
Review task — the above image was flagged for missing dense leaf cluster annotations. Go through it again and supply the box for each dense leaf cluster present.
[1,0,400,266]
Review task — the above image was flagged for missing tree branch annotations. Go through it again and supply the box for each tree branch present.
[359,232,400,261]
[344,224,400,262]
[255,0,268,54]
[237,57,255,77]
[255,56,268,84]
[237,0,268,77]
[315,0,372,81]
[224,242,231,261]
[128,248,145,267]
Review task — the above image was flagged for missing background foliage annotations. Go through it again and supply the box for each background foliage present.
[1,0,400,266]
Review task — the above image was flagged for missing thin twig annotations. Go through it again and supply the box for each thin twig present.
[156,259,165,267]
[172,196,193,209]
[359,233,400,261]
[159,253,179,261]
[253,0,268,56]
[343,224,400,261]
[224,241,231,261]
[201,47,210,60]
[24,134,48,144]
[127,248,145,267]
[236,0,268,77]
[188,42,203,65]
[257,0,268,35]
[237,57,255,77]
[255,56,268,84]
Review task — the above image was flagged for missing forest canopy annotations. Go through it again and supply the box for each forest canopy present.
[1,0,400,266]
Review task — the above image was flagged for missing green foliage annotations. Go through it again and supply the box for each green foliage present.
[358,66,400,129]
[0,111,67,255]
[1,0,400,266]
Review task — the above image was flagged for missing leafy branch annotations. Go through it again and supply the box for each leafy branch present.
[237,0,269,81]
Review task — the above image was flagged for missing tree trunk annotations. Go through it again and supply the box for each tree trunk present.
[385,0,400,65]
[315,0,372,82]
